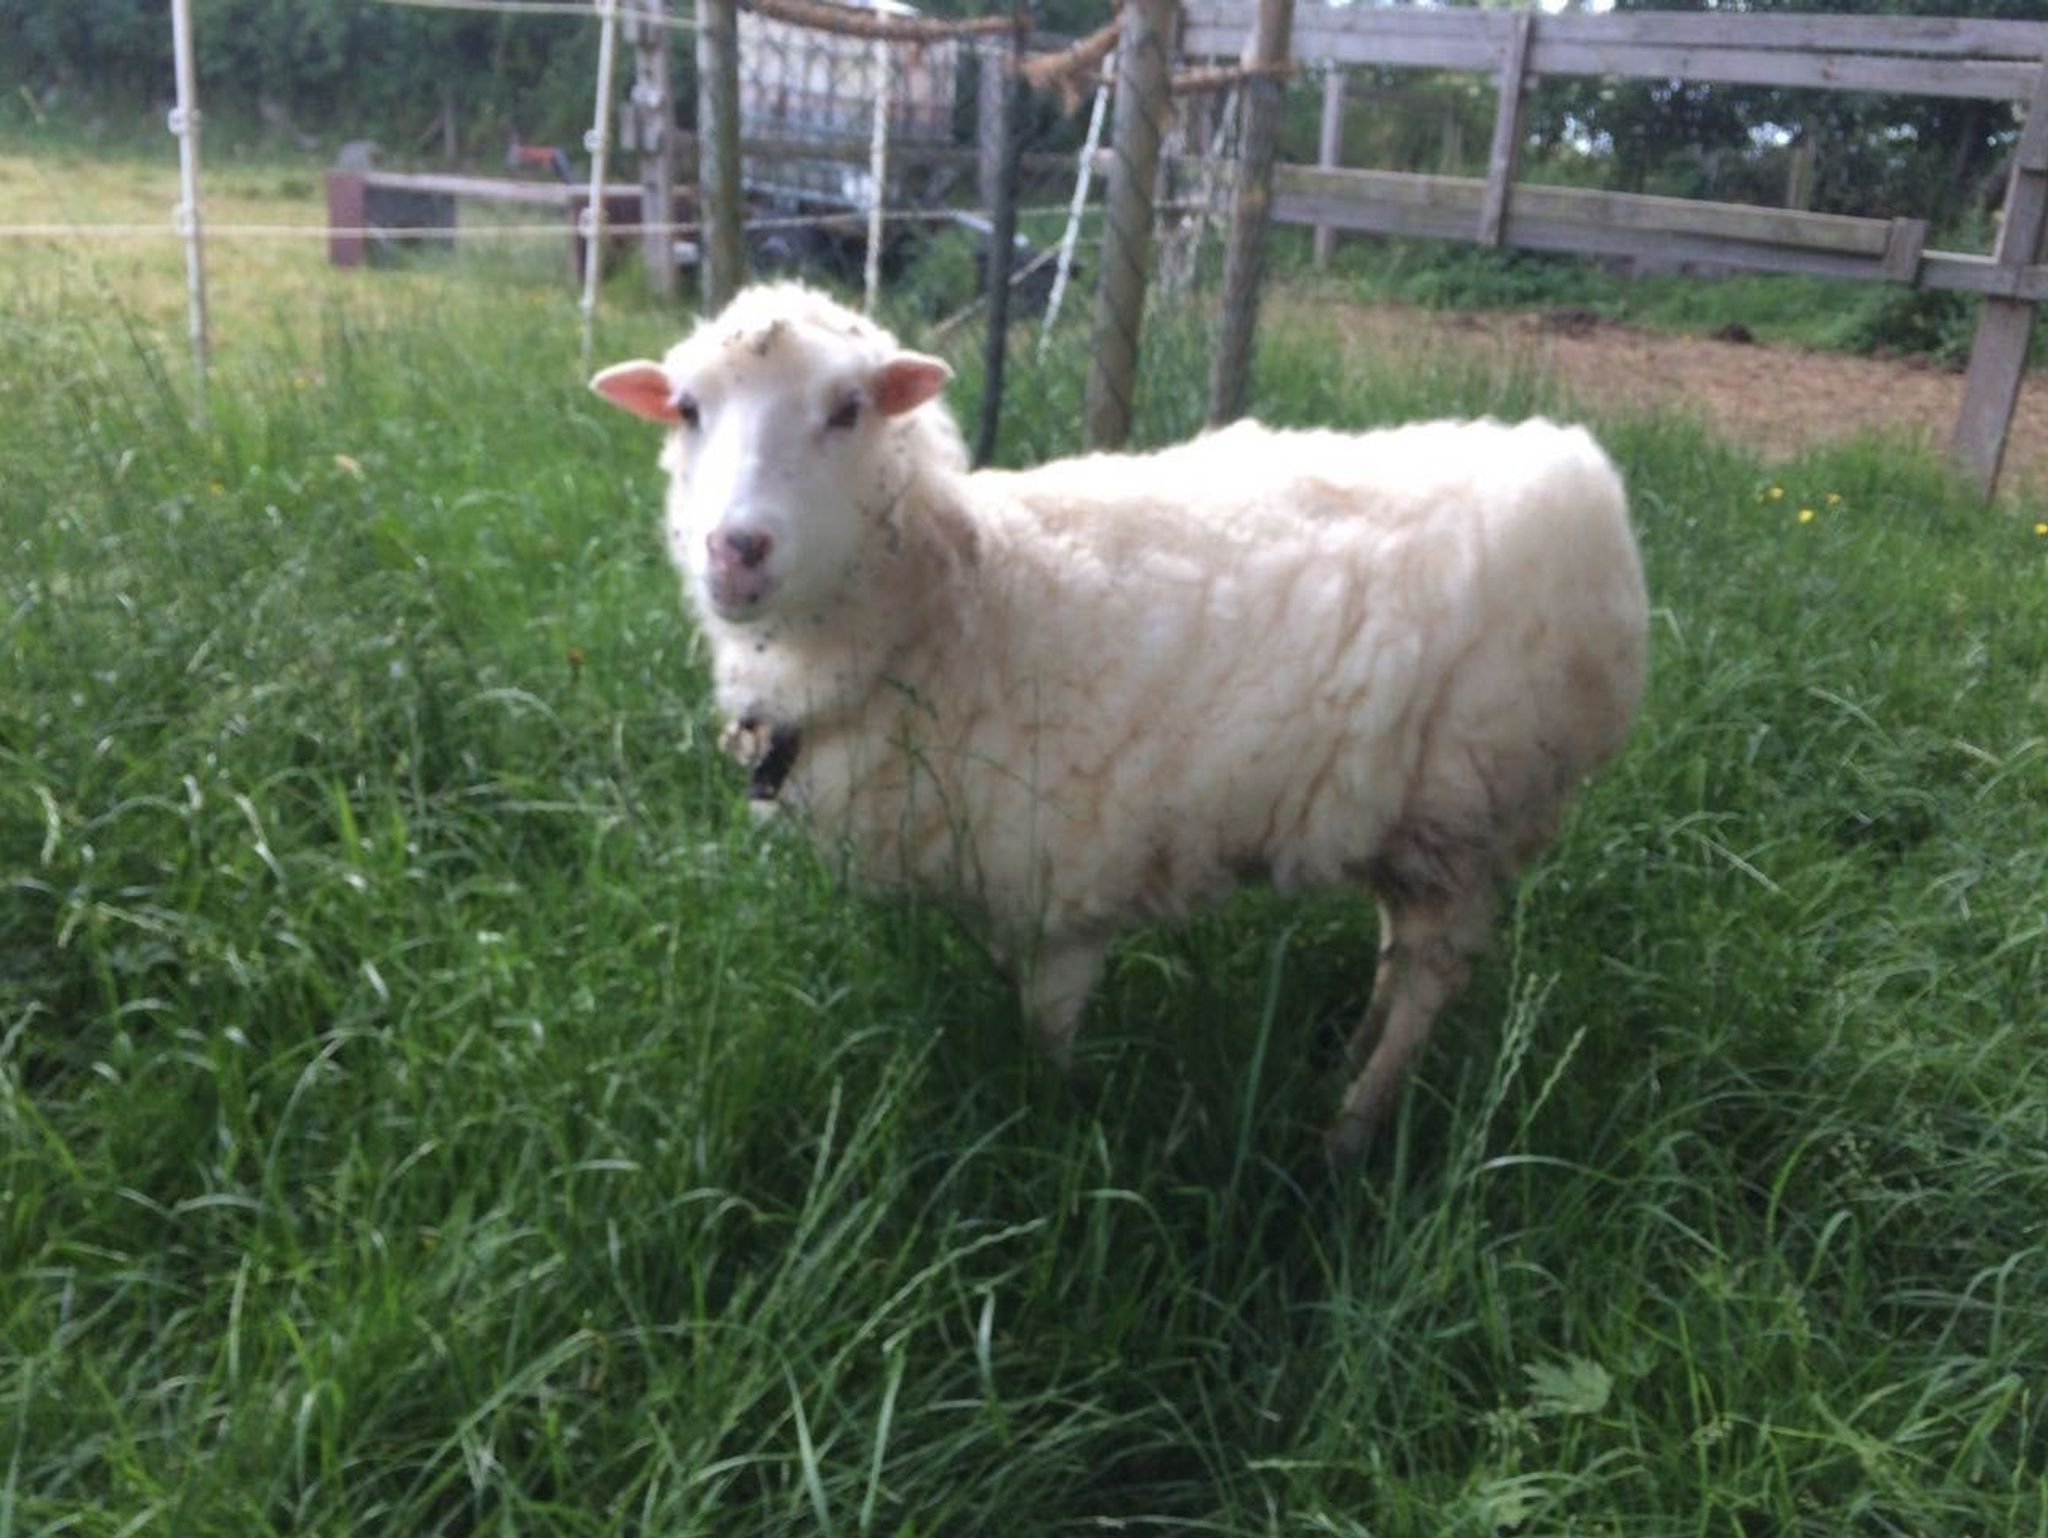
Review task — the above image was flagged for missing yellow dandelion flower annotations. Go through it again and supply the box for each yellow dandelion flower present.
[1767,486,1784,501]
[1825,492,1842,506]
[2036,521,2047,537]
[1797,507,1815,524]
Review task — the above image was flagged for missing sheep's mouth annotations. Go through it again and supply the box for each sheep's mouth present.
[706,568,777,620]
[748,725,802,802]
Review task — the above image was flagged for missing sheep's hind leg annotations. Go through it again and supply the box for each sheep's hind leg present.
[1326,899,1489,1167]
[1020,937,1108,1075]
[1344,901,1402,1072]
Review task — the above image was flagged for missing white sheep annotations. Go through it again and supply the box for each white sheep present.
[592,282,1648,1162]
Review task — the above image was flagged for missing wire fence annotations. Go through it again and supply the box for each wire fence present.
[705,0,1281,459]
[18,0,1294,463]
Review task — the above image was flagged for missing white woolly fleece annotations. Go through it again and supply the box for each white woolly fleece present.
[728,415,1645,942]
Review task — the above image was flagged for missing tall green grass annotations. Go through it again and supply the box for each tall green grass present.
[2,278,2045,1536]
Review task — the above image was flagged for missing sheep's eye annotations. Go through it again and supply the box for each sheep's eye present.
[674,394,700,429]
[825,398,860,431]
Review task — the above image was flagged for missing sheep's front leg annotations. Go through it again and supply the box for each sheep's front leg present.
[719,711,802,809]
[1019,937,1108,1074]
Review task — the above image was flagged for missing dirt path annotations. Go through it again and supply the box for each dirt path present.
[1307,298,2048,503]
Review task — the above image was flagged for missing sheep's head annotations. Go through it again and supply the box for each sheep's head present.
[590,284,955,625]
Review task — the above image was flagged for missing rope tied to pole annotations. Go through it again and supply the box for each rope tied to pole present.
[1017,11,1120,111]
[1016,7,1295,113]
[746,0,1023,43]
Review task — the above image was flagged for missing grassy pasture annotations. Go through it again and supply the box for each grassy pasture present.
[3,132,2048,1536]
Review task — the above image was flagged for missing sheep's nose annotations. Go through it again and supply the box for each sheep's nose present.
[711,527,773,570]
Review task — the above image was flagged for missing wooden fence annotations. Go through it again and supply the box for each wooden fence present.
[1182,2,2048,500]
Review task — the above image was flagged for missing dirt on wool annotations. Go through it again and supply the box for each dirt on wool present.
[1295,297,2048,506]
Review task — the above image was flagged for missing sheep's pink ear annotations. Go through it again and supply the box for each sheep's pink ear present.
[590,360,680,425]
[871,352,953,417]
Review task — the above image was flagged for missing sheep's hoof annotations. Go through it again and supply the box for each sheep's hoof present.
[1034,1032,1081,1083]
[1030,1041,1096,1105]
[1323,1112,1374,1170]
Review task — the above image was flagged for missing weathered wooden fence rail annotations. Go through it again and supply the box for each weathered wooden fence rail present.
[1183,1,2048,500]
[1183,4,2048,93]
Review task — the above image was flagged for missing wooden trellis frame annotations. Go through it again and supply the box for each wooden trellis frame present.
[1182,2,2048,501]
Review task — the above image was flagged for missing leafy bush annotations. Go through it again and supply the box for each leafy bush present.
[1,0,621,151]
[1837,286,1978,367]
[891,226,986,322]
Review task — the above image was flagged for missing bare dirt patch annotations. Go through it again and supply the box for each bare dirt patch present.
[1305,298,2048,503]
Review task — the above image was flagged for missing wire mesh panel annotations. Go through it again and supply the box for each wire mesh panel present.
[682,0,1254,461]
[737,9,960,209]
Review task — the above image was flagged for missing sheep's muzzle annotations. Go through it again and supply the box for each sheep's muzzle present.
[748,725,802,802]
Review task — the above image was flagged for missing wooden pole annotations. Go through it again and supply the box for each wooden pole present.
[580,0,622,367]
[1207,0,1293,427]
[1478,10,1533,247]
[697,0,745,315]
[1784,132,1817,211]
[629,0,676,301]
[167,0,209,421]
[1313,68,1343,268]
[1085,0,1176,451]
[1952,59,2048,499]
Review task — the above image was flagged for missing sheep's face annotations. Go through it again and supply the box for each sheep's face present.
[592,301,951,626]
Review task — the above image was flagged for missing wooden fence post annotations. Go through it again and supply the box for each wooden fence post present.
[1313,67,1344,268]
[1085,0,1176,451]
[1952,59,2048,500]
[697,0,745,314]
[1478,10,1533,247]
[1785,131,1818,211]
[627,0,676,300]
[1207,0,1294,427]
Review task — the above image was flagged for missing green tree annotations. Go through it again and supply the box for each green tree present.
[1524,0,2046,232]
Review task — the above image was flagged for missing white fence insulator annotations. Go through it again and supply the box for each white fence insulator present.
[863,20,891,318]
[167,0,210,421]
[1040,63,1111,359]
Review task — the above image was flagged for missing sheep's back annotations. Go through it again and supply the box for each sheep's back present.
[842,417,1646,936]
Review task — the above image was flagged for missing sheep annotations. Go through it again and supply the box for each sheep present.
[591,282,1648,1163]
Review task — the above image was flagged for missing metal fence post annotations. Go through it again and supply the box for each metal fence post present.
[978,42,1007,215]
[697,0,745,314]
[1207,0,1292,427]
[974,8,1029,467]
[1085,0,1176,451]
